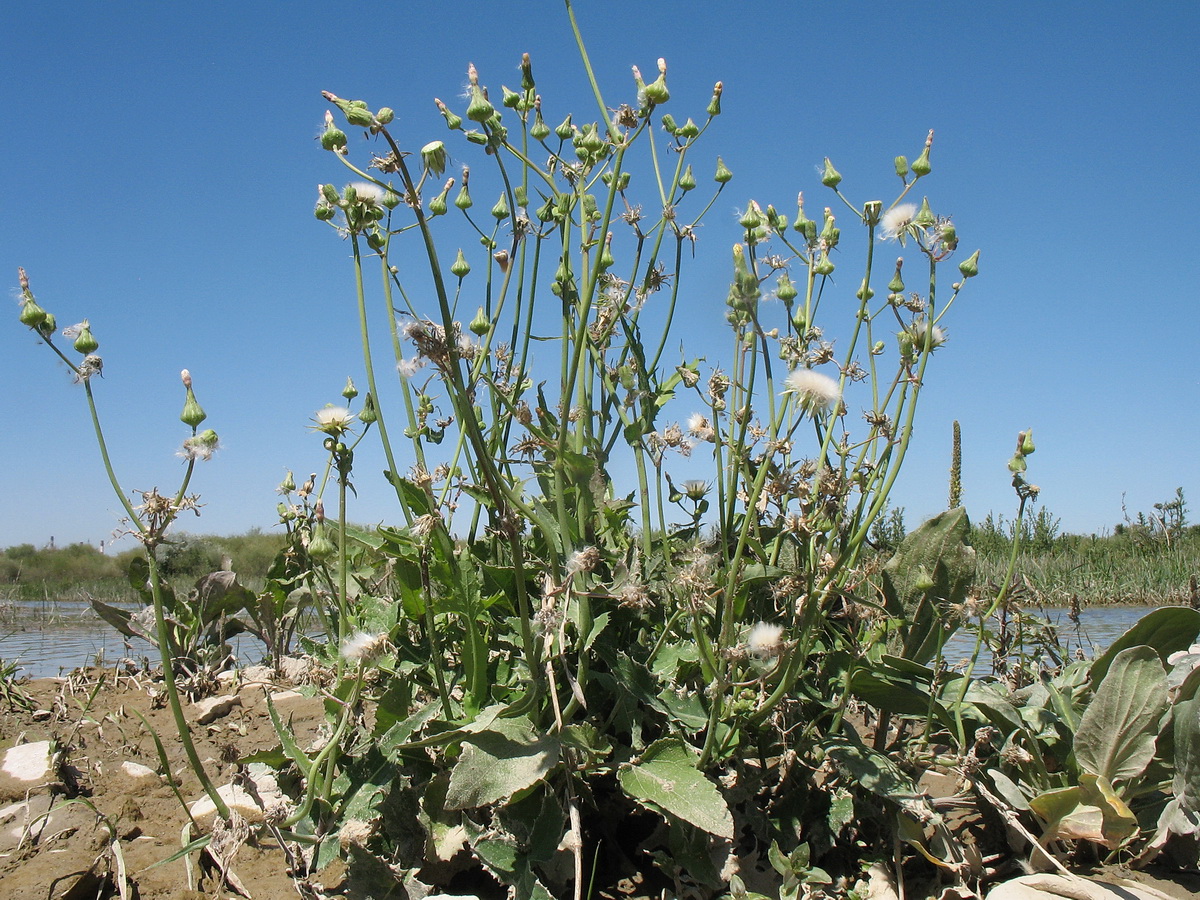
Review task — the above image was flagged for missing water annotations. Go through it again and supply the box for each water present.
[1,596,1182,680]
[0,596,272,678]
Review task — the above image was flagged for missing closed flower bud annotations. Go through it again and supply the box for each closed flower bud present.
[321,127,348,151]
[466,83,494,123]
[454,182,472,210]
[678,117,699,138]
[958,250,980,278]
[643,58,670,104]
[894,155,909,177]
[660,113,678,134]
[555,114,574,140]
[819,209,839,248]
[738,201,765,232]
[821,157,842,189]
[491,193,509,220]
[358,392,378,424]
[72,321,99,354]
[307,522,336,561]
[279,471,296,494]
[180,372,207,428]
[428,183,450,217]
[914,197,935,227]
[714,157,733,184]
[19,298,47,328]
[530,113,550,140]
[470,306,490,335]
[501,85,521,108]
[911,130,933,177]
[421,141,447,176]
[434,98,462,130]
[707,81,723,117]
[678,164,696,192]
[37,313,56,340]
[342,377,358,400]
[451,248,471,278]
[598,235,615,270]
[775,272,799,303]
[793,193,816,242]
[813,250,835,276]
[314,202,335,221]
[888,259,905,293]
[863,200,882,227]
[1020,429,1035,456]
[344,105,375,128]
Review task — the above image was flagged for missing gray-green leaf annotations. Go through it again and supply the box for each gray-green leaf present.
[1075,646,1168,785]
[617,738,733,838]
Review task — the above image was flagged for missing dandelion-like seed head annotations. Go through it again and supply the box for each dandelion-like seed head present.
[908,319,947,351]
[341,630,388,665]
[747,621,785,659]
[879,203,917,243]
[687,412,715,441]
[564,546,600,578]
[784,367,841,415]
[348,181,386,207]
[312,405,355,436]
[178,429,220,462]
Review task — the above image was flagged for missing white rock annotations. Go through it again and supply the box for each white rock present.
[0,741,59,801]
[192,694,242,725]
[188,783,266,826]
[277,656,312,682]
[986,873,1179,900]
[0,795,54,851]
[120,761,158,780]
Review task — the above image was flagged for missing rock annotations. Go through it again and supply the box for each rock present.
[192,694,242,725]
[0,740,60,802]
[277,655,312,682]
[986,873,1180,900]
[0,795,54,852]
[119,761,158,780]
[188,783,267,827]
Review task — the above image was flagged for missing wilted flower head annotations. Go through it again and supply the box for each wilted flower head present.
[908,318,947,350]
[312,405,355,436]
[747,622,785,659]
[565,546,600,577]
[178,429,220,462]
[341,630,388,664]
[687,412,715,442]
[784,367,841,415]
[878,203,917,243]
[348,181,386,207]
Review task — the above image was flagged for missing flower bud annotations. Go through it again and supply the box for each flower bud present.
[501,85,521,109]
[18,298,47,328]
[358,392,378,425]
[180,370,207,429]
[451,248,471,278]
[428,182,450,217]
[738,201,765,232]
[643,58,670,104]
[530,113,550,140]
[958,250,980,279]
[434,98,462,130]
[520,52,535,92]
[307,521,336,561]
[863,200,882,227]
[491,193,509,220]
[775,272,799,303]
[677,117,700,139]
[813,250,835,276]
[714,157,733,184]
[872,340,885,355]
[888,259,905,294]
[598,234,615,270]
[38,314,56,340]
[314,202,335,221]
[914,196,935,228]
[321,126,348,152]
[678,164,696,192]
[894,155,909,178]
[660,113,678,134]
[819,209,839,248]
[793,193,816,242]
[421,141,447,177]
[454,182,472,210]
[707,81,723,117]
[911,130,933,177]
[821,157,842,189]
[555,114,574,140]
[1020,429,1035,456]
[345,105,374,128]
[466,82,494,123]
[72,320,99,354]
[342,377,358,400]
[279,470,296,494]
[470,306,490,336]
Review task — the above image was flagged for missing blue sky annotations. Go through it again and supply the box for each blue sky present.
[4,1,1198,551]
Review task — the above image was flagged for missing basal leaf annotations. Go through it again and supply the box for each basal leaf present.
[1075,646,1168,785]
[617,738,733,838]
[446,718,560,810]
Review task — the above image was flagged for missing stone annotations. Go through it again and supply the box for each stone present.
[192,694,242,725]
[0,795,54,852]
[188,783,267,827]
[0,740,59,802]
[986,873,1179,900]
[119,761,158,780]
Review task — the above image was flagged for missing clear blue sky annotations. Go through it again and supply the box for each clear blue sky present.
[4,1,1198,551]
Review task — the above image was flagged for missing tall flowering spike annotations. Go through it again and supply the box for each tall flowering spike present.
[180,369,207,429]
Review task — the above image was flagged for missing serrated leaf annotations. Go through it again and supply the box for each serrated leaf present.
[617,738,733,838]
[446,718,560,809]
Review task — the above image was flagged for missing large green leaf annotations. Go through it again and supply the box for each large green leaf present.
[880,507,975,664]
[1089,607,1200,686]
[1074,646,1168,785]
[1028,774,1138,848]
[446,717,560,810]
[617,738,734,838]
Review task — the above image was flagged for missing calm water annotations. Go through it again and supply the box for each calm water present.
[0,596,1178,680]
[0,597,273,678]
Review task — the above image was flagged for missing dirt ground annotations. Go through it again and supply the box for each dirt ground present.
[3,668,1199,900]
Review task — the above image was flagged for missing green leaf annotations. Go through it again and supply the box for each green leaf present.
[1074,645,1168,785]
[617,738,733,838]
[1089,607,1200,686]
[1029,774,1138,848]
[446,717,560,809]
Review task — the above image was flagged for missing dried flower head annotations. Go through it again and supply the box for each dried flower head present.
[687,412,715,442]
[747,622,785,659]
[341,630,388,665]
[878,203,917,243]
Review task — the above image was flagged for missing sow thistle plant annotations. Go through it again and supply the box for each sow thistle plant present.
[279,3,991,893]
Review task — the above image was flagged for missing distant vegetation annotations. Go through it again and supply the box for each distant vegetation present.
[0,529,286,601]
